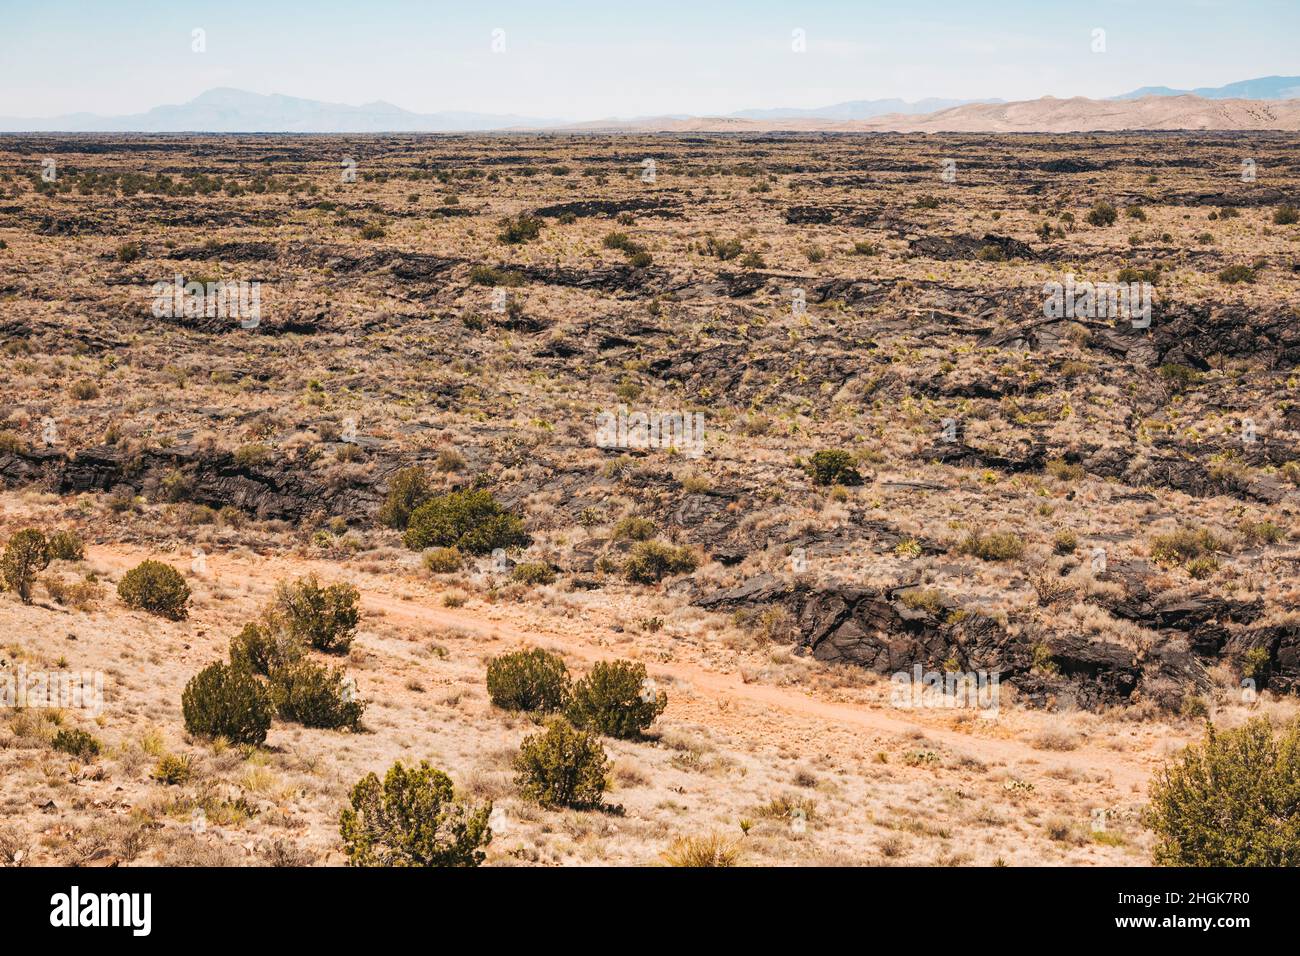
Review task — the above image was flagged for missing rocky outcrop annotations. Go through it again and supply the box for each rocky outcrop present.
[696,571,1298,710]
[0,444,377,521]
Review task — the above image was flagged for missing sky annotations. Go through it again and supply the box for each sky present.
[1,0,1297,119]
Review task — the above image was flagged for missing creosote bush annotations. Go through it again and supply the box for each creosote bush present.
[181,661,274,746]
[1146,718,1300,865]
[566,659,667,739]
[510,561,555,586]
[2,529,50,604]
[1086,201,1118,226]
[486,648,571,712]
[117,559,190,620]
[805,449,863,486]
[52,728,101,761]
[956,531,1025,562]
[402,488,529,555]
[513,717,609,810]
[422,547,462,573]
[623,540,697,584]
[270,575,359,653]
[339,761,492,867]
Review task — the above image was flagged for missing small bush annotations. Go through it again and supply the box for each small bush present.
[513,717,609,810]
[52,728,100,760]
[422,547,462,573]
[1150,526,1223,566]
[1086,201,1118,227]
[662,832,741,867]
[117,560,190,620]
[623,540,697,584]
[2,529,50,604]
[1146,718,1300,865]
[270,660,364,731]
[270,575,359,653]
[339,761,492,867]
[403,489,529,555]
[69,379,99,401]
[806,450,863,486]
[498,214,543,244]
[47,530,84,562]
[1273,205,1299,226]
[181,661,274,746]
[1218,264,1256,284]
[510,562,555,586]
[957,531,1025,562]
[152,753,192,785]
[378,466,433,530]
[486,648,570,712]
[566,659,666,739]
[612,516,656,541]
[233,443,273,468]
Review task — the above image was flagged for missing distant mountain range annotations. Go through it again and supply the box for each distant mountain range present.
[0,88,559,133]
[1,77,1298,133]
[1112,75,1300,101]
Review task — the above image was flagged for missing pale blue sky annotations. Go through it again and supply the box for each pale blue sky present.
[2,0,1296,118]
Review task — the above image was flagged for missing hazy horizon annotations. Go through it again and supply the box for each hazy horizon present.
[3,0,1298,121]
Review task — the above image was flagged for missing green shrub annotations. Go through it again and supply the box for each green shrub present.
[151,752,192,785]
[181,661,274,746]
[468,264,523,286]
[1151,526,1223,565]
[513,717,608,810]
[566,659,666,739]
[1243,646,1272,684]
[623,539,697,584]
[805,450,863,486]
[52,728,101,760]
[704,235,744,260]
[498,214,543,244]
[510,562,555,585]
[270,660,364,731]
[229,620,304,676]
[117,560,190,620]
[1086,201,1118,227]
[1218,264,1256,284]
[270,575,359,653]
[1273,205,1299,226]
[47,530,85,562]
[612,516,656,541]
[233,443,272,468]
[486,648,570,712]
[403,489,529,555]
[2,529,50,604]
[339,761,492,867]
[378,466,433,530]
[956,531,1025,562]
[1146,718,1300,865]
[422,547,462,573]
